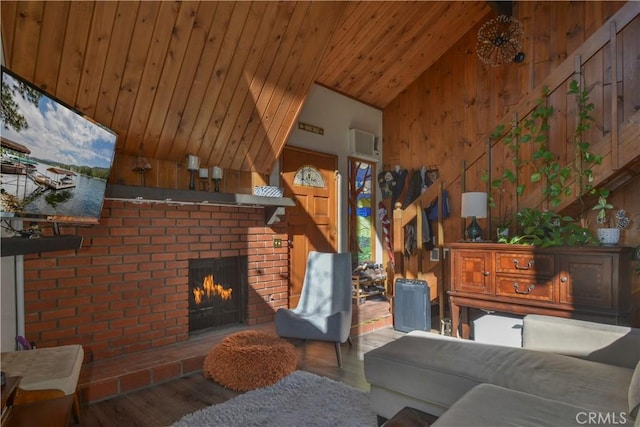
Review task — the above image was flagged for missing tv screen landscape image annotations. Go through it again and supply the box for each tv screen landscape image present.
[0,67,117,225]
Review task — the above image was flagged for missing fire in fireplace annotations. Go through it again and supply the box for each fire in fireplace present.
[188,256,247,333]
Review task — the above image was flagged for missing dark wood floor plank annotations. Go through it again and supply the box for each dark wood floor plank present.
[76,327,405,427]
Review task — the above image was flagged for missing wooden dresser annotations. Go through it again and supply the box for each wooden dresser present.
[448,243,638,338]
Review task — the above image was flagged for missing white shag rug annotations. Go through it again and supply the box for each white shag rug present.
[171,370,377,427]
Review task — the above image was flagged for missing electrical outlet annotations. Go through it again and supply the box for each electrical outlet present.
[273,238,282,248]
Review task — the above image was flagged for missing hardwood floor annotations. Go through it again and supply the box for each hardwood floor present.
[75,326,405,427]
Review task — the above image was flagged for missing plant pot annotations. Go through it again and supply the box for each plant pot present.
[597,228,620,246]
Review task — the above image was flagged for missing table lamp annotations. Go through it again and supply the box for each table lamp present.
[461,192,487,242]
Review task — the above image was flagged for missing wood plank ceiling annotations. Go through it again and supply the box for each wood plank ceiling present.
[1,1,491,175]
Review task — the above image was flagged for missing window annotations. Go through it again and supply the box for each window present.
[348,158,375,264]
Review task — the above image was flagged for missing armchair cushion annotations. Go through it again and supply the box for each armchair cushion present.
[275,251,352,345]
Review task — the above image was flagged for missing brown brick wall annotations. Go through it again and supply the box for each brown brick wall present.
[23,200,289,362]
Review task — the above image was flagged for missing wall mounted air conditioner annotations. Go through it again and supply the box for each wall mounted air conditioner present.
[348,128,380,161]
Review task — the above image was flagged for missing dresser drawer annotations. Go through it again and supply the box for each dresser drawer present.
[495,252,555,276]
[495,276,555,302]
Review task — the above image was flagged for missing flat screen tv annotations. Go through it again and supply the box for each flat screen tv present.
[0,67,117,225]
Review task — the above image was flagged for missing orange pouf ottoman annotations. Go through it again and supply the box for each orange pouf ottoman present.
[203,330,298,391]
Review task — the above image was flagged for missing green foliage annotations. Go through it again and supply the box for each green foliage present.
[504,208,595,247]
[591,188,613,224]
[487,80,604,246]
[1,78,41,132]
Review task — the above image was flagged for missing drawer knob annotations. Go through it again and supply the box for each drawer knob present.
[560,276,568,282]
[513,258,534,270]
[484,271,490,276]
[513,282,535,294]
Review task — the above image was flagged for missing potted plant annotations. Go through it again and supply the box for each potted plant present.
[591,189,630,245]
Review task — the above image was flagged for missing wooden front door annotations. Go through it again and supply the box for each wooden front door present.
[281,146,338,308]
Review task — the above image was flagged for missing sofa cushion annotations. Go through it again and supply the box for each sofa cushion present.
[364,332,631,415]
[433,384,627,427]
[630,360,640,420]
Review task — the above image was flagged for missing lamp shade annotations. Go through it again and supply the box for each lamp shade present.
[198,168,208,179]
[211,166,224,180]
[186,155,200,171]
[461,192,487,218]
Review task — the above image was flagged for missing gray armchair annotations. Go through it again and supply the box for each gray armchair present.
[275,251,353,367]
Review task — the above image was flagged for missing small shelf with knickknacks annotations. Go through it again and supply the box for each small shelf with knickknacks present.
[352,262,387,305]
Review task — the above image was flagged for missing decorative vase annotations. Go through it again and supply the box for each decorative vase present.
[597,228,620,245]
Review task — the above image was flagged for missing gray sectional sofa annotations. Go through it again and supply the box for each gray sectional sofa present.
[364,314,640,426]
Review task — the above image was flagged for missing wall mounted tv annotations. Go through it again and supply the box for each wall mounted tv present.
[0,67,117,225]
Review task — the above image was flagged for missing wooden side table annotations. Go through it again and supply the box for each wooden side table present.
[3,395,74,427]
[382,406,439,427]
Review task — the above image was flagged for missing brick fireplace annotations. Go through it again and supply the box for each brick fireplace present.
[21,199,289,363]
[188,256,248,332]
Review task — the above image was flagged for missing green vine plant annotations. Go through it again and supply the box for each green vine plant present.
[485,81,601,246]
[568,79,603,226]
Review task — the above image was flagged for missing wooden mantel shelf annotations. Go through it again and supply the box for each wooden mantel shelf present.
[1,235,83,257]
[104,184,296,225]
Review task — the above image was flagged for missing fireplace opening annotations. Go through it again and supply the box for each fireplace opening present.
[188,256,248,333]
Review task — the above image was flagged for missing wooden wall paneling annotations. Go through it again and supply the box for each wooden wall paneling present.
[227,2,295,171]
[122,1,180,157]
[531,2,552,89]
[261,2,350,173]
[602,24,615,143]
[55,1,93,105]
[316,2,396,92]
[149,2,217,163]
[565,2,585,57]
[182,2,250,162]
[463,27,479,159]
[1,2,17,66]
[9,1,44,80]
[548,82,568,170]
[141,1,202,157]
[166,2,233,161]
[217,2,278,169]
[368,3,489,105]
[76,2,118,117]
[584,49,606,151]
[111,1,161,155]
[92,1,138,129]
[622,17,640,125]
[350,2,451,99]
[551,3,569,65]
[255,2,346,173]
[201,2,264,167]
[239,2,310,172]
[338,3,419,98]
[34,1,69,92]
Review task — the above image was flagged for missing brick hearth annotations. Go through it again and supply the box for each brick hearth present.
[79,301,392,403]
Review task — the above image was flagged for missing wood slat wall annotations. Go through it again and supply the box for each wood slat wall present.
[0,1,348,183]
[383,1,639,277]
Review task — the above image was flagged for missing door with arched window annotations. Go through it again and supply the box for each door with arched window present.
[281,146,337,308]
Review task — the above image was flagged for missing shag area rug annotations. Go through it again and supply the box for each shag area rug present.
[172,370,377,427]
